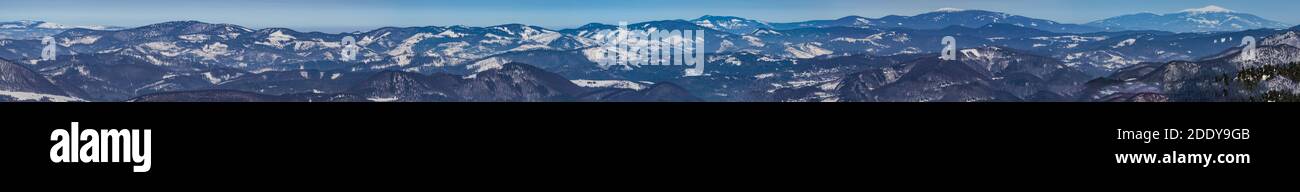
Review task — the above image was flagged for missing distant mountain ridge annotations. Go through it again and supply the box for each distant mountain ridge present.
[697,8,1106,34]
[1087,5,1291,33]
[0,20,123,40]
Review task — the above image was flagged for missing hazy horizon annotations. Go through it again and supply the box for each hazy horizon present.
[3,0,1298,33]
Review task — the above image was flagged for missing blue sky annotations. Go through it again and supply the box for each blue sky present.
[3,0,1298,32]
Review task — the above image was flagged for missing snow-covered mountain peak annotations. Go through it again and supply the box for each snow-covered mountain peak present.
[690,15,774,35]
[1181,5,1234,14]
[934,8,967,13]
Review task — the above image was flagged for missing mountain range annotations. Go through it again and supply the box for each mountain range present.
[694,8,1108,34]
[691,6,1289,34]
[3,5,1299,102]
[1088,5,1291,33]
[0,20,124,40]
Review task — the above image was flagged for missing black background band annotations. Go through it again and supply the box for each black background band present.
[4,103,1294,187]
